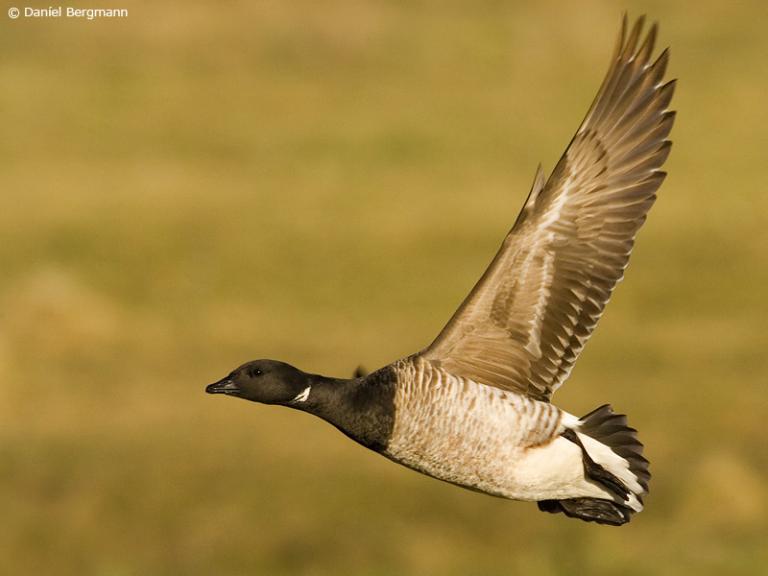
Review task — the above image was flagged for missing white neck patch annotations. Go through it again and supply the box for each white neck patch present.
[291,386,311,403]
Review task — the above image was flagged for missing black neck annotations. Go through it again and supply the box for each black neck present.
[292,369,396,452]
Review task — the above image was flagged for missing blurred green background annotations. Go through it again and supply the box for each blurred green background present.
[2,1,767,574]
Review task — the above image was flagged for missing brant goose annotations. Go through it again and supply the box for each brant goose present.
[207,15,674,526]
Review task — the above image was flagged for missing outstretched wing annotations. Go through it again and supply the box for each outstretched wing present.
[421,16,675,402]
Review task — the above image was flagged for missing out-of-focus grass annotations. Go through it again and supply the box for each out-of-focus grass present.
[2,1,767,574]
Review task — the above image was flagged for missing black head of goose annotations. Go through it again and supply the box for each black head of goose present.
[207,360,398,451]
[207,360,313,404]
[206,14,673,526]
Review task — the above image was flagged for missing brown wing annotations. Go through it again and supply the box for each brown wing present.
[421,16,675,402]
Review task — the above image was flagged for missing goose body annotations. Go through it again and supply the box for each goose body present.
[382,357,634,506]
[206,16,674,526]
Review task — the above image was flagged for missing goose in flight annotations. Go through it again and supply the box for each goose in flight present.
[206,15,675,525]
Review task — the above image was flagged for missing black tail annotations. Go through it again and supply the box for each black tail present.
[579,404,650,495]
[538,405,650,526]
[538,497,633,526]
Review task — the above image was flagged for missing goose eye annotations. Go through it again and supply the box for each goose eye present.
[249,368,263,378]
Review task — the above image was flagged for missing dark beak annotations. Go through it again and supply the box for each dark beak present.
[205,378,241,395]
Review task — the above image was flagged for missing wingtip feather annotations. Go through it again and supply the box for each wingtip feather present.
[622,16,646,60]
[637,21,658,64]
